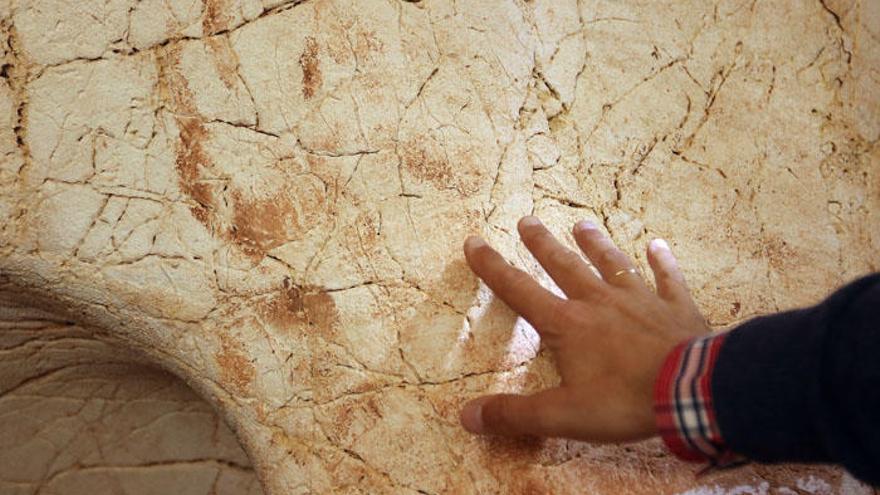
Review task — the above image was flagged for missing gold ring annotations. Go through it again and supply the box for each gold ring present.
[612,267,639,278]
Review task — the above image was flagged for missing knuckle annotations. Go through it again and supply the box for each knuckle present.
[599,246,621,266]
[546,298,574,329]
[666,271,685,285]
[654,266,672,282]
[585,285,616,306]
[658,267,686,287]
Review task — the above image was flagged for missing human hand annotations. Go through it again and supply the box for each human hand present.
[460,216,710,442]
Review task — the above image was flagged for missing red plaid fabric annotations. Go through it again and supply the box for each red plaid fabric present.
[654,332,739,465]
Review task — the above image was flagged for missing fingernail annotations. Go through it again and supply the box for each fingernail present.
[574,220,598,233]
[518,216,541,229]
[651,238,670,251]
[460,398,486,433]
[464,236,487,252]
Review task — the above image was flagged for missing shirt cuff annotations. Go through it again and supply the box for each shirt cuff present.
[654,332,741,466]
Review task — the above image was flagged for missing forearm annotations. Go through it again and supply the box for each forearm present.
[655,273,880,485]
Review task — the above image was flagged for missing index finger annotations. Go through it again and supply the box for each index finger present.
[464,236,565,332]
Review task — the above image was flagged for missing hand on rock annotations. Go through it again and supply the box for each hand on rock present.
[460,216,710,442]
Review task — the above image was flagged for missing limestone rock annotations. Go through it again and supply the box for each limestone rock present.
[0,0,878,494]
[0,298,262,495]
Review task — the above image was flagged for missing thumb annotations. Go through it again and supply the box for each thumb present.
[460,388,575,437]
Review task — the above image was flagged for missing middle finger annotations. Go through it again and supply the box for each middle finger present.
[517,216,602,299]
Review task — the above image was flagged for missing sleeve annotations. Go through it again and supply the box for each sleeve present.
[653,331,742,467]
[654,273,880,486]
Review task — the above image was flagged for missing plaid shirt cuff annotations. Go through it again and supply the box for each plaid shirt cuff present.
[654,332,741,466]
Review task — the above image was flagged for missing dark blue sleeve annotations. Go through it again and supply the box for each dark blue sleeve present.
[711,273,880,485]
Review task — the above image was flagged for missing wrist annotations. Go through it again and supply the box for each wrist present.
[653,332,735,463]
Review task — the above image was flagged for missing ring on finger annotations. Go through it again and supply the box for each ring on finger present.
[612,267,639,280]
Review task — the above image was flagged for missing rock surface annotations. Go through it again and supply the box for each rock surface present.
[0,298,262,495]
[0,0,878,494]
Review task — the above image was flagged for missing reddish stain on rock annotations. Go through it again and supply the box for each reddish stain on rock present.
[175,118,214,223]
[158,46,215,225]
[402,142,454,187]
[160,45,313,260]
[762,235,797,272]
[261,278,339,339]
[730,301,742,317]
[401,141,480,195]
[205,36,239,89]
[354,29,384,60]
[323,395,383,442]
[343,211,383,273]
[203,0,231,34]
[512,478,551,495]
[424,392,464,423]
[481,436,548,493]
[229,189,301,258]
[300,37,322,99]
[216,334,255,392]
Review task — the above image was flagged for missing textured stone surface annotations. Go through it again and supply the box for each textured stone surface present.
[0,298,262,495]
[0,0,878,493]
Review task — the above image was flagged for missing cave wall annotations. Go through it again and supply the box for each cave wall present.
[0,0,878,493]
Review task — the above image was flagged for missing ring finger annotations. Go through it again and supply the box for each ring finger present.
[572,220,646,290]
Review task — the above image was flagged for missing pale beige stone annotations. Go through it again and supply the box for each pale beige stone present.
[0,0,878,494]
[0,299,262,495]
